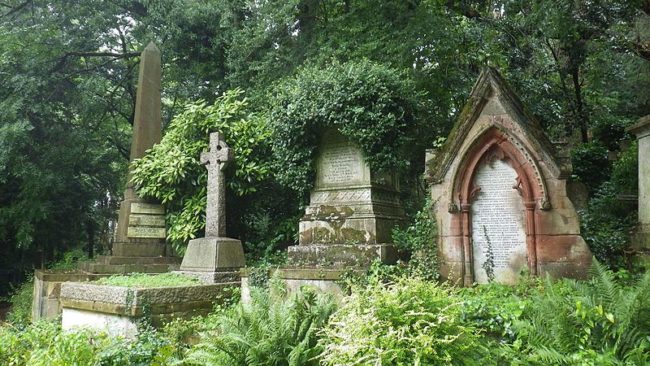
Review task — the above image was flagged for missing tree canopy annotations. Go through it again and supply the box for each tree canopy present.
[1,0,648,288]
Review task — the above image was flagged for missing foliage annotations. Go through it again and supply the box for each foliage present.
[571,142,612,194]
[95,273,200,288]
[131,90,273,251]
[458,279,538,344]
[610,142,639,195]
[391,197,439,281]
[320,277,489,365]
[181,285,336,366]
[580,143,638,269]
[5,275,33,326]
[0,320,172,366]
[268,60,426,195]
[512,262,650,365]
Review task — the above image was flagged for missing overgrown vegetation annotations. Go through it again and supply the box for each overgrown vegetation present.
[1,262,648,365]
[579,143,639,269]
[391,197,439,281]
[95,273,200,288]
[268,60,427,195]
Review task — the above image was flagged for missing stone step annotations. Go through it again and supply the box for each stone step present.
[93,256,181,265]
[80,262,180,274]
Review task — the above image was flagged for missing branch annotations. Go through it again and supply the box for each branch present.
[52,51,140,73]
[1,0,30,18]
[64,51,140,58]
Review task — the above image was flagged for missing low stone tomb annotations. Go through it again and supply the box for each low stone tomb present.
[61,279,235,337]
[426,67,592,285]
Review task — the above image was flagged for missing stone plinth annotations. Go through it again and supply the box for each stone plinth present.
[61,281,236,337]
[288,130,405,267]
[627,115,650,266]
[427,68,592,285]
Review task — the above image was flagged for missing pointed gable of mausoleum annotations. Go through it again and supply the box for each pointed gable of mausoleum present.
[427,67,591,286]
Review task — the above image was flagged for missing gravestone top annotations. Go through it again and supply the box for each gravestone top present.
[202,132,232,238]
[315,130,368,188]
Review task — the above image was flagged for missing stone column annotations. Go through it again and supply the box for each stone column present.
[627,115,650,266]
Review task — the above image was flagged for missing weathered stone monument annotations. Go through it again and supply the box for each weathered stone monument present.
[287,129,404,267]
[244,130,406,298]
[82,42,179,273]
[626,115,650,267]
[426,68,592,285]
[34,42,177,321]
[179,132,245,283]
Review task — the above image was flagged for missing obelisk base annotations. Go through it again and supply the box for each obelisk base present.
[178,237,245,284]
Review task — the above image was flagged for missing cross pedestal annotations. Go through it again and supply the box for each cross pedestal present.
[179,132,245,283]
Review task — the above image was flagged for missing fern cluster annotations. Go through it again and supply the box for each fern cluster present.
[180,284,336,366]
[512,262,650,365]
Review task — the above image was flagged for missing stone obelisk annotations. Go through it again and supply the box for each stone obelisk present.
[112,41,168,258]
[83,42,179,273]
[179,132,245,283]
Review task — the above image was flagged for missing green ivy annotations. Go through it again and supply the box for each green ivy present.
[267,60,426,195]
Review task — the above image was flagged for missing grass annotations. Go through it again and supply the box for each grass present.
[95,272,201,288]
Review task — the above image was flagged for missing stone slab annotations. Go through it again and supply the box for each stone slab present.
[62,308,139,338]
[128,214,165,227]
[127,226,166,239]
[61,281,237,337]
[240,268,349,305]
[287,244,397,267]
[112,242,170,257]
[180,237,245,271]
[32,270,111,321]
[131,202,165,215]
[174,270,240,284]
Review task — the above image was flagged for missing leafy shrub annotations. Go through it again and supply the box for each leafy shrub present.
[181,285,336,366]
[458,281,535,343]
[579,141,638,269]
[392,197,439,281]
[0,321,108,366]
[571,141,611,194]
[610,141,638,195]
[320,277,489,365]
[5,275,33,326]
[512,262,650,365]
[131,89,274,251]
[0,320,173,366]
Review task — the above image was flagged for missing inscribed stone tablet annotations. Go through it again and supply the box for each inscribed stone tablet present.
[319,143,363,185]
[128,214,165,227]
[471,159,527,284]
[131,202,165,215]
[127,226,166,239]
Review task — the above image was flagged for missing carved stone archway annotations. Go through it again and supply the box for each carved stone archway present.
[450,128,542,285]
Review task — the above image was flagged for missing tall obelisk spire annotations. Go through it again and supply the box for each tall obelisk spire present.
[114,42,167,253]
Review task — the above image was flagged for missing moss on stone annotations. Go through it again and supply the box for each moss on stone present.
[95,273,200,288]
